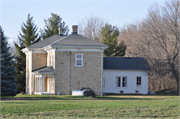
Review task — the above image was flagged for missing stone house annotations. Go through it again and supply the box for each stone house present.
[22,25,150,95]
[22,25,108,95]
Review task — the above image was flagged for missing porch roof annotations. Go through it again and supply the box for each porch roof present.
[32,66,55,74]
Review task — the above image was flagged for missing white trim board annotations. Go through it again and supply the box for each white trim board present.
[56,49,102,52]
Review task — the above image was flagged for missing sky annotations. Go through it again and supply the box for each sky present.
[0,0,165,43]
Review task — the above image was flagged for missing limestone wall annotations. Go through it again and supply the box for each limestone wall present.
[32,53,47,70]
[55,51,102,95]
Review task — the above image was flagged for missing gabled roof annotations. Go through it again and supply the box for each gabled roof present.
[27,34,108,49]
[32,66,55,74]
[103,57,150,70]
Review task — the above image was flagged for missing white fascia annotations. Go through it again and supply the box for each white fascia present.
[22,48,46,54]
[51,46,107,52]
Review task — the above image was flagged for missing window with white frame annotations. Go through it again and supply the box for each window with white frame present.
[52,55,54,66]
[137,77,141,87]
[49,55,51,66]
[122,77,127,87]
[116,76,127,87]
[116,77,121,87]
[75,54,83,66]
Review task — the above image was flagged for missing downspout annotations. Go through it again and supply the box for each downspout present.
[70,51,72,94]
[101,48,103,96]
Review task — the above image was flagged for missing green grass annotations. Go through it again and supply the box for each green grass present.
[1,95,180,118]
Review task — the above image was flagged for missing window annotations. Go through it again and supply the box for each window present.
[137,77,141,87]
[122,77,127,87]
[116,77,121,87]
[75,54,83,66]
[49,55,51,66]
[52,55,54,66]
[116,76,127,87]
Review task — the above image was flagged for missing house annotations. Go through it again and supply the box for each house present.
[22,25,150,95]
[103,57,150,94]
[22,25,108,95]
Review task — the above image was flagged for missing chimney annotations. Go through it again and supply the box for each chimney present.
[72,25,78,34]
[58,27,63,36]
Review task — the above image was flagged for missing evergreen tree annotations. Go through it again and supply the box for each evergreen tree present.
[1,26,17,96]
[101,24,126,56]
[15,14,41,93]
[41,13,69,39]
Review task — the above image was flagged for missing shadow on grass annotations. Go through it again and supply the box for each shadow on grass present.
[1,95,163,101]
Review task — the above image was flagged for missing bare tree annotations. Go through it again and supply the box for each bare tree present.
[143,0,179,93]
[78,15,106,41]
[118,0,179,93]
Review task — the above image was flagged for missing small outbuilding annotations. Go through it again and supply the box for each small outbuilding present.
[103,57,150,94]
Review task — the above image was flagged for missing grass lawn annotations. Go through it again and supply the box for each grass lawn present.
[1,95,179,118]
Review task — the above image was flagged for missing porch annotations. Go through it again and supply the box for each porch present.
[32,66,55,95]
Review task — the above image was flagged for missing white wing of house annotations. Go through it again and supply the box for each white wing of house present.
[103,57,150,94]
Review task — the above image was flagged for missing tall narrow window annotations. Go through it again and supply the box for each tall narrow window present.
[52,55,54,66]
[137,77,141,87]
[49,55,51,66]
[122,77,127,87]
[116,77,121,87]
[75,54,83,66]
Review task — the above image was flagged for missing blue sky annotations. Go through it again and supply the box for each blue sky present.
[0,0,164,43]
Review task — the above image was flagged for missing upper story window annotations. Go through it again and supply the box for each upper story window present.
[75,54,83,66]
[116,76,127,87]
[52,55,54,66]
[137,77,141,87]
[49,55,51,66]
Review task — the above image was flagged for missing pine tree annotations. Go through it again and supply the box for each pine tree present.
[101,24,126,56]
[1,26,17,96]
[15,14,41,93]
[41,13,69,39]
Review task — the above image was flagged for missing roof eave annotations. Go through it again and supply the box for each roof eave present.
[50,45,109,48]
[32,71,55,74]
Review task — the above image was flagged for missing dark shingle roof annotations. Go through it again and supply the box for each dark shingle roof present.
[27,34,108,48]
[103,57,150,70]
[27,35,66,48]
[51,34,108,47]
[32,66,55,74]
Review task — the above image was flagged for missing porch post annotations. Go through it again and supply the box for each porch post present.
[41,75,43,92]
[52,75,54,94]
[48,77,50,92]
[53,76,55,95]
[43,76,44,92]
[35,77,36,92]
[39,77,40,92]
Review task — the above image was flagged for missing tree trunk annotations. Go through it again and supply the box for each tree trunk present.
[176,79,179,95]
[170,64,179,95]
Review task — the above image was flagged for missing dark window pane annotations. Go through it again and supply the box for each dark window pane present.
[137,77,141,85]
[118,77,120,87]
[77,60,82,65]
[77,55,81,59]
[122,82,125,87]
